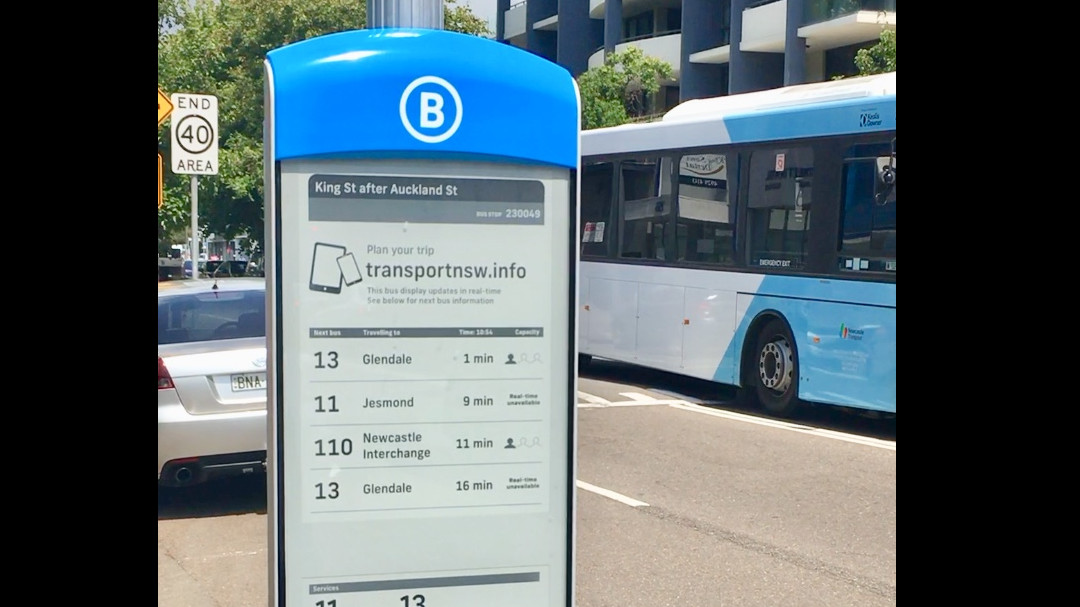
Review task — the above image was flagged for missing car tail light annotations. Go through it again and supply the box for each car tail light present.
[158,357,175,390]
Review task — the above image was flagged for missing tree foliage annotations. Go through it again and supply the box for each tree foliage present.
[576,46,673,130]
[445,2,492,38]
[854,29,895,76]
[157,0,491,254]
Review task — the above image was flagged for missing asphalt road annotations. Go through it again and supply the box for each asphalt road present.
[159,361,895,606]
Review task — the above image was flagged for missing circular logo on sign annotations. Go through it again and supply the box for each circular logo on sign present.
[174,115,216,154]
[399,76,462,144]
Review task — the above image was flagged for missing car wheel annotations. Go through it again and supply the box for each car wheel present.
[578,353,592,371]
[749,318,801,417]
[213,321,240,338]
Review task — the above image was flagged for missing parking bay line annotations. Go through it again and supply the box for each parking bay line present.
[576,480,649,508]
[667,401,896,451]
[572,397,891,510]
[577,391,611,407]
[577,391,894,451]
[577,391,683,408]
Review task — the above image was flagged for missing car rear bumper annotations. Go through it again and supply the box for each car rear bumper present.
[158,401,267,486]
[159,451,266,487]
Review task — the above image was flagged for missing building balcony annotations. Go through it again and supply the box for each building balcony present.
[503,0,562,41]
[588,31,683,80]
[692,0,895,64]
[534,13,559,32]
[805,0,897,26]
[741,0,787,52]
[799,0,896,51]
[589,0,667,19]
[505,1,528,40]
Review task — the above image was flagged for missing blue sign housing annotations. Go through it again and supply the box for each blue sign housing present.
[265,28,579,167]
[266,28,579,607]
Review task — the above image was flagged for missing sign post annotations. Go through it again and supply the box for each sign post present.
[170,92,219,276]
[264,26,579,607]
[158,153,164,208]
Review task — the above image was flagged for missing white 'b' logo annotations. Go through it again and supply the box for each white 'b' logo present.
[420,92,444,128]
[400,76,462,143]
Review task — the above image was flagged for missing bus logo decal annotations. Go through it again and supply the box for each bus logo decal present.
[840,324,864,340]
[860,111,882,128]
[400,76,463,144]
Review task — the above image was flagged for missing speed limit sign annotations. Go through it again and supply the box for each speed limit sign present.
[170,93,218,175]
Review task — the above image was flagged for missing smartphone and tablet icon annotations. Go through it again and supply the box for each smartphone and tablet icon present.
[338,252,363,286]
[310,243,345,293]
[310,242,362,293]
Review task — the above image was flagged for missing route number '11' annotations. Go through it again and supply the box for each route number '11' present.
[315,395,339,413]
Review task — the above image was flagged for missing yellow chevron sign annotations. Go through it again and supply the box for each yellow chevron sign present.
[158,88,174,126]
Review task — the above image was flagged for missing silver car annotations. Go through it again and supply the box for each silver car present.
[158,277,267,487]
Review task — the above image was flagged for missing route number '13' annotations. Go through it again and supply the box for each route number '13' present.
[401,595,426,606]
[315,482,339,500]
[314,351,339,369]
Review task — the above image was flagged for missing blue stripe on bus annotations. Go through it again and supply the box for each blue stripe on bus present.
[716,275,896,413]
[723,96,896,143]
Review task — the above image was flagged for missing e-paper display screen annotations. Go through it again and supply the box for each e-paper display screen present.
[272,157,574,607]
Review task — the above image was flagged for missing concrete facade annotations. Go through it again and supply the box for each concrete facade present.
[499,0,896,110]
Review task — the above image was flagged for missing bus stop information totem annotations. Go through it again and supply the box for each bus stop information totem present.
[264,28,579,607]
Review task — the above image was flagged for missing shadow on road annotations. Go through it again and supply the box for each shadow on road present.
[581,357,896,441]
[158,474,268,520]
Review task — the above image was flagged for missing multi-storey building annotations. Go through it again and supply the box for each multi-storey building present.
[496,0,896,113]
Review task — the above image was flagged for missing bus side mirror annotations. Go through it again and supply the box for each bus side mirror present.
[875,156,896,204]
[876,156,895,185]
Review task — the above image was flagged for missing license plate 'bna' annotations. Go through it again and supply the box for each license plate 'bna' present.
[231,373,265,392]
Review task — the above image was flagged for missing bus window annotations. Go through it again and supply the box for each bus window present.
[747,147,813,270]
[838,141,896,274]
[675,152,734,265]
[581,162,615,258]
[619,157,671,260]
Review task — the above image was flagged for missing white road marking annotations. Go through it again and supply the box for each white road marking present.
[576,480,649,507]
[667,401,895,450]
[607,398,690,407]
[577,391,894,451]
[576,390,676,407]
[194,549,264,562]
[577,391,611,405]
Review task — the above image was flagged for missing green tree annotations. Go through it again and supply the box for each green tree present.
[445,1,492,38]
[576,46,673,130]
[854,29,895,75]
[157,0,492,255]
[158,0,180,34]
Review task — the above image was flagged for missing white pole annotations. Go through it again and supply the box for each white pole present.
[367,0,443,29]
[190,175,199,279]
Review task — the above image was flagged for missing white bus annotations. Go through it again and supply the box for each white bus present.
[578,72,896,417]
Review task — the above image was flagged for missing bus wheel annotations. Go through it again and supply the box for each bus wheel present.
[751,319,800,417]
